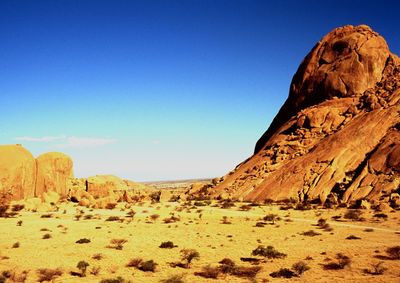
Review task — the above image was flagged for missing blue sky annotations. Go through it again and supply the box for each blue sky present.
[1,0,399,181]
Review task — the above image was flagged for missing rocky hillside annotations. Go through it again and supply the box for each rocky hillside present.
[213,25,400,206]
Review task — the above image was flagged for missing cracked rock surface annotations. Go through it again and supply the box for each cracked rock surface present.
[212,25,400,205]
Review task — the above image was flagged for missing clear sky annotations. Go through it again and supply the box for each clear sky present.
[1,0,399,181]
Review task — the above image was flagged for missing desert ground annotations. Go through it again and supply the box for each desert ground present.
[1,199,399,283]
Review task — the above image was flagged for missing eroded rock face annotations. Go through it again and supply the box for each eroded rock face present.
[0,145,36,201]
[36,152,74,197]
[213,25,400,206]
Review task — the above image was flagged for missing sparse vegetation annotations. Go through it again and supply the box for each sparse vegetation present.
[37,268,62,282]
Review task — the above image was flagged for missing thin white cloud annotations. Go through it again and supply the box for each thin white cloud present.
[13,135,117,148]
[56,136,117,148]
[14,135,65,142]
[151,140,161,145]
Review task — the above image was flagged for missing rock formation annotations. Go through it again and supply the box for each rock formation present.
[87,175,129,198]
[213,25,400,205]
[0,145,36,201]
[36,152,74,197]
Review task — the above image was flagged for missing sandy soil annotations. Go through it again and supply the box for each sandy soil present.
[1,201,399,282]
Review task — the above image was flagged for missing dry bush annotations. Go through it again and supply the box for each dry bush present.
[150,214,160,221]
[106,203,117,210]
[386,246,400,259]
[221,216,231,224]
[373,213,388,220]
[127,258,157,272]
[344,209,364,221]
[16,220,23,226]
[300,230,321,237]
[364,261,387,275]
[263,214,278,224]
[12,204,25,212]
[105,216,122,222]
[251,245,286,259]
[37,268,63,282]
[194,265,220,279]
[345,235,361,240]
[323,253,351,270]
[40,214,53,218]
[230,266,261,279]
[76,261,89,277]
[126,258,143,268]
[292,261,310,275]
[12,242,20,248]
[90,266,101,276]
[163,215,180,224]
[239,204,252,211]
[107,239,127,250]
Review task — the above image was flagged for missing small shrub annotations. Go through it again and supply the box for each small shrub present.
[194,265,220,279]
[292,261,310,275]
[364,261,387,275]
[127,258,157,272]
[92,253,103,260]
[99,277,128,283]
[159,241,176,249]
[346,235,361,240]
[77,261,89,277]
[76,238,91,244]
[127,258,143,268]
[40,214,53,218]
[323,253,351,270]
[12,242,20,248]
[160,274,185,283]
[105,216,122,222]
[251,245,286,259]
[12,204,25,212]
[180,249,200,266]
[150,214,160,221]
[300,230,321,237]
[16,220,23,226]
[37,268,62,282]
[344,209,364,221]
[90,266,101,276]
[231,266,261,278]
[106,203,117,210]
[221,216,231,224]
[239,204,252,211]
[263,214,277,224]
[42,233,51,239]
[270,268,296,278]
[373,213,388,220]
[386,246,400,259]
[107,239,127,250]
[163,215,180,224]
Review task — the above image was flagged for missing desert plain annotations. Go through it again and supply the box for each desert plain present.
[1,197,400,282]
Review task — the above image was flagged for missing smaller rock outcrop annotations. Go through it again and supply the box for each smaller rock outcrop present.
[87,175,129,198]
[36,152,74,197]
